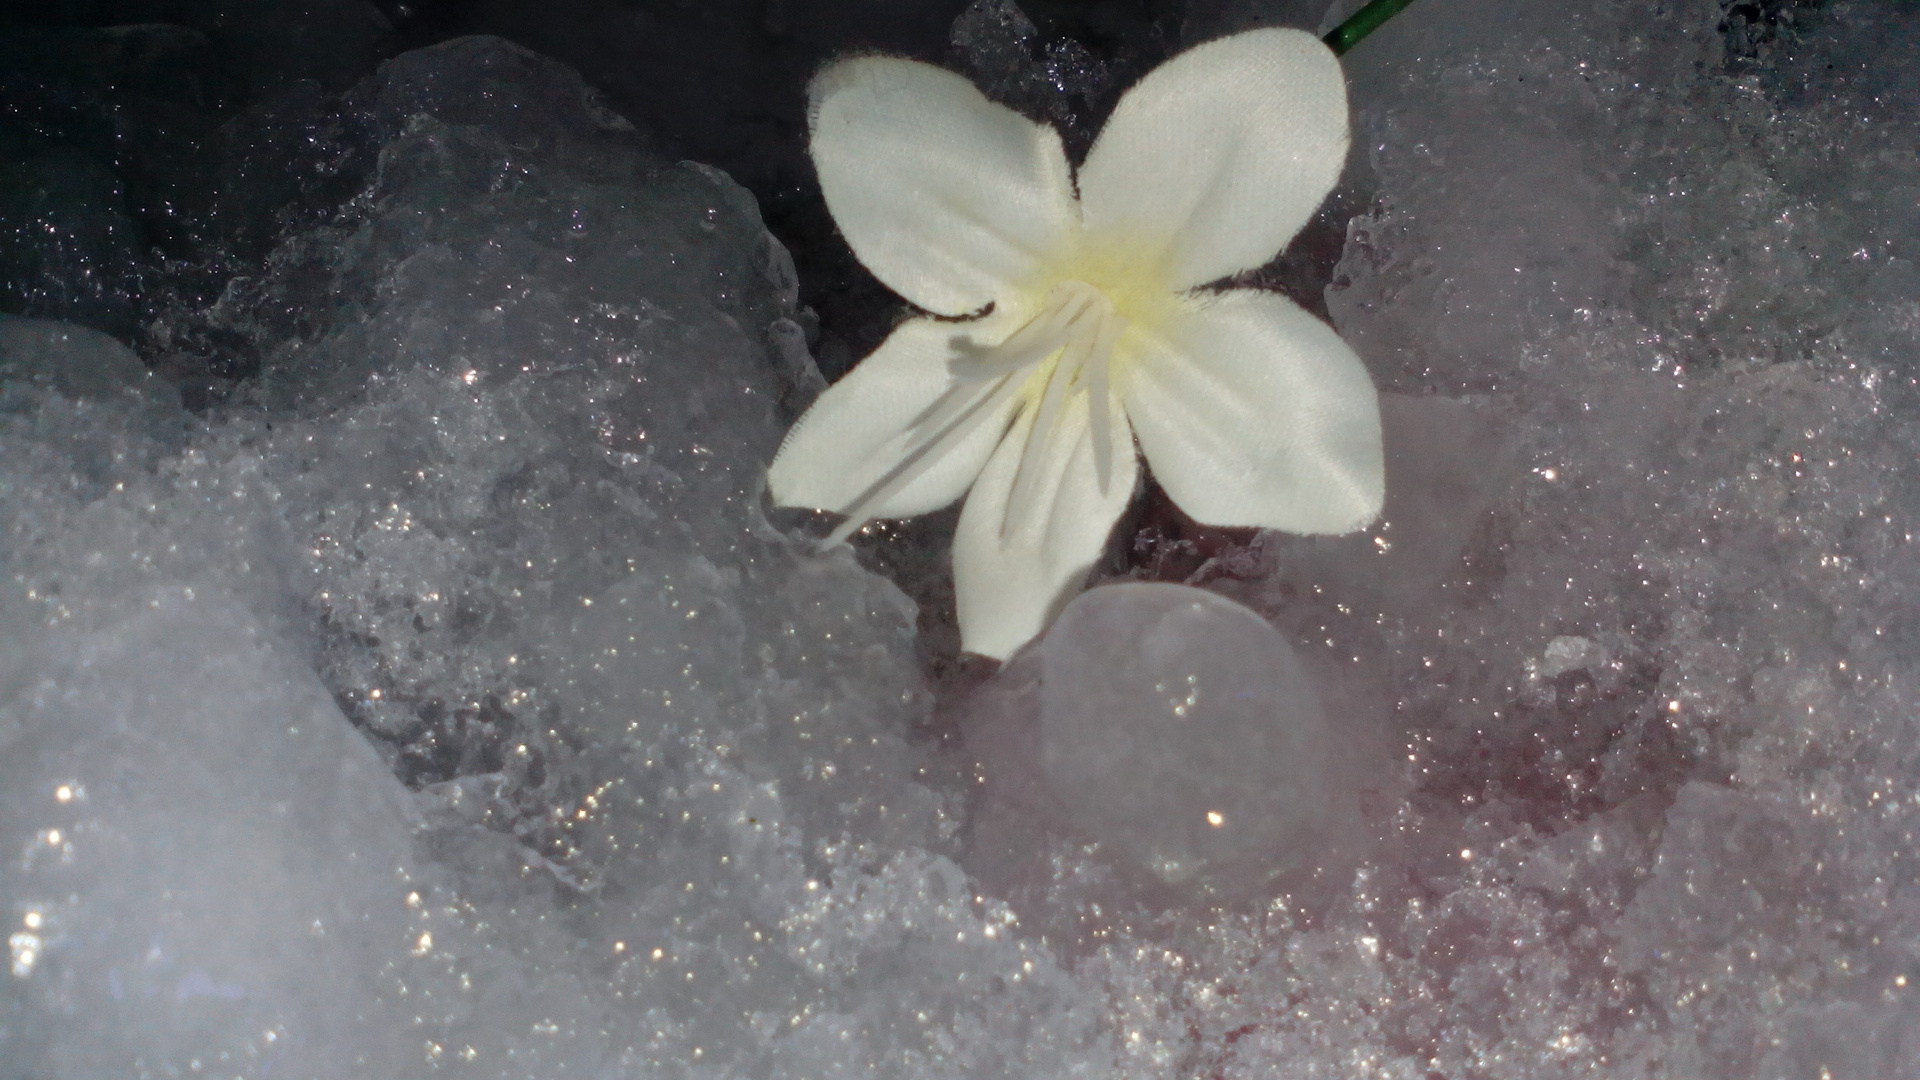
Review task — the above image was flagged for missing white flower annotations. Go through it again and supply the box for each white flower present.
[768,28,1384,659]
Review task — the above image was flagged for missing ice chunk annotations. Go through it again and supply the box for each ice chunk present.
[0,27,1119,1080]
[349,34,634,151]
[1535,635,1607,680]
[135,33,1109,1077]
[1039,583,1359,891]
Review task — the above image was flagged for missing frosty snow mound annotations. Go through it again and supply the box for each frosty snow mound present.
[5,2,1920,1079]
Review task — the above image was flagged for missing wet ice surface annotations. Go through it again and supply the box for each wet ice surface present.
[4,1,1920,1077]
[962,582,1371,914]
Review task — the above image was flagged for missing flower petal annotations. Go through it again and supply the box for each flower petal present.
[953,391,1138,659]
[767,312,1024,520]
[1121,289,1382,533]
[810,56,1078,317]
[1077,28,1349,291]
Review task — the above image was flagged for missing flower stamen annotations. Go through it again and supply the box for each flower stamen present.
[1085,312,1123,493]
[948,287,1089,381]
[1003,328,1086,537]
[819,280,1128,549]
[954,282,1127,537]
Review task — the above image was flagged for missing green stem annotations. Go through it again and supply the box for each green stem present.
[1322,0,1420,55]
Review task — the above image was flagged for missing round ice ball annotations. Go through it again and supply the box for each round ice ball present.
[1040,582,1345,887]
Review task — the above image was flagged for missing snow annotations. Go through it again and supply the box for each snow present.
[3,1,1920,1077]
[0,591,420,1077]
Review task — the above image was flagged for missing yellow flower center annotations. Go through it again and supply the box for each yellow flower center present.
[1038,230,1181,338]
[948,234,1179,525]
[815,234,1177,548]
[984,235,1181,403]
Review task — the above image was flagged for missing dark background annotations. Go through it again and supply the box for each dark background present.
[0,0,1816,398]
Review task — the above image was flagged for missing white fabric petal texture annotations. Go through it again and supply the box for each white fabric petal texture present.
[809,57,1079,317]
[952,394,1138,660]
[1077,28,1349,291]
[1121,289,1383,534]
[767,312,1024,520]
[780,29,1377,661]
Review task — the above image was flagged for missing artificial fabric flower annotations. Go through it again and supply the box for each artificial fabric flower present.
[768,28,1385,659]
